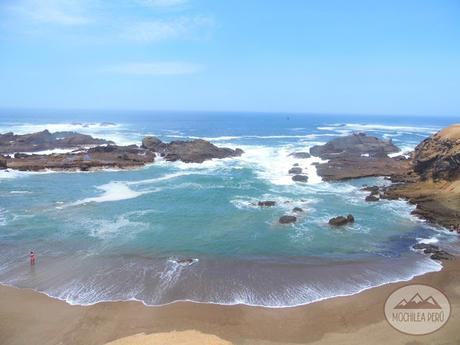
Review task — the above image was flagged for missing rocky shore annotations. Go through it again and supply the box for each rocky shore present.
[308,127,459,232]
[0,131,244,171]
[383,124,460,229]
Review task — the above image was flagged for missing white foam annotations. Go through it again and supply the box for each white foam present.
[73,182,146,205]
[416,237,439,245]
[318,123,440,134]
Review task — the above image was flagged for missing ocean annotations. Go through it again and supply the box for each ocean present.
[0,110,458,307]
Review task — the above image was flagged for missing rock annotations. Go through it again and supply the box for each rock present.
[362,185,380,194]
[365,195,380,202]
[100,122,116,126]
[412,243,454,261]
[289,152,311,159]
[0,156,6,169]
[292,175,308,182]
[175,258,196,265]
[329,214,354,226]
[279,215,297,224]
[315,155,410,181]
[412,124,460,181]
[310,133,400,159]
[413,243,439,254]
[6,145,155,171]
[430,250,455,261]
[0,130,112,154]
[258,201,276,207]
[292,207,304,213]
[383,125,460,228]
[288,167,303,174]
[141,136,243,163]
[293,163,300,167]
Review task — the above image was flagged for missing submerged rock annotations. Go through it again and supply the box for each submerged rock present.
[141,136,243,163]
[258,201,276,207]
[279,215,297,224]
[292,207,304,213]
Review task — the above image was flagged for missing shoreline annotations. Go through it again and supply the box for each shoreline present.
[1,258,458,345]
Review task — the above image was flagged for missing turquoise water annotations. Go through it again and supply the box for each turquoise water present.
[0,111,458,306]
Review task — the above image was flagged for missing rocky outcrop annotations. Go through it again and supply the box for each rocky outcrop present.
[310,133,408,181]
[412,124,460,181]
[383,125,460,229]
[310,133,400,159]
[315,155,410,181]
[142,136,243,163]
[6,145,154,171]
[412,243,455,261]
[279,215,297,224]
[329,214,355,226]
[0,130,112,154]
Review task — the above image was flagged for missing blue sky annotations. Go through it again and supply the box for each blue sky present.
[0,0,459,115]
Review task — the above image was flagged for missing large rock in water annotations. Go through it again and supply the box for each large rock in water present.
[6,145,155,171]
[310,133,400,159]
[141,136,243,163]
[0,130,112,154]
[329,214,354,226]
[412,124,460,181]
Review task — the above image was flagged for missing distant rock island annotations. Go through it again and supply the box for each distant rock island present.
[0,130,112,154]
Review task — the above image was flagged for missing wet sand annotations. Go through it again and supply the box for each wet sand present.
[0,259,459,345]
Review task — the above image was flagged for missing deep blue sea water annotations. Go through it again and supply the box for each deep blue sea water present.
[0,110,458,307]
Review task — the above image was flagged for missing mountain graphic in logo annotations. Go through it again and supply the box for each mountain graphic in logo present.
[394,292,442,309]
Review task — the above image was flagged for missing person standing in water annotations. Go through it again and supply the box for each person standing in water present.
[30,251,36,265]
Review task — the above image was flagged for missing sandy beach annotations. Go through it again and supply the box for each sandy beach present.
[0,258,458,345]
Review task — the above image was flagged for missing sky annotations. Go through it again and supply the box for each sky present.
[0,0,459,116]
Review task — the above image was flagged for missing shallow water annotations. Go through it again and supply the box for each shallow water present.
[0,111,458,306]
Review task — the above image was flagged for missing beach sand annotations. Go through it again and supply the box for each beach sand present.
[0,259,459,345]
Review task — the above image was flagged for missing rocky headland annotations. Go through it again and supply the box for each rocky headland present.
[383,124,460,229]
[306,126,459,234]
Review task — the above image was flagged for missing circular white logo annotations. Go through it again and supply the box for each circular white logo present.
[384,284,451,335]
